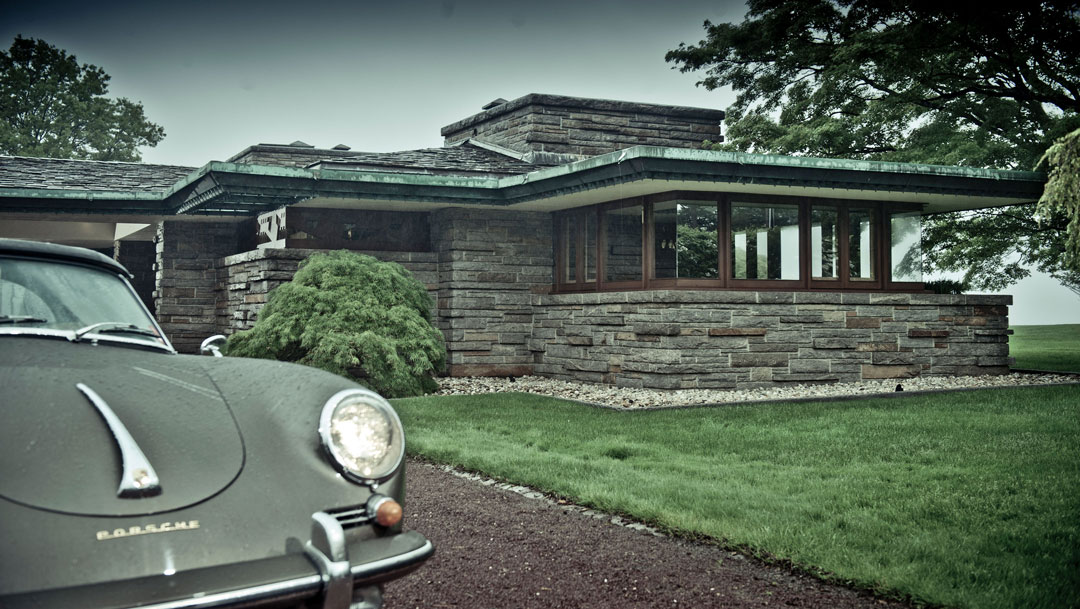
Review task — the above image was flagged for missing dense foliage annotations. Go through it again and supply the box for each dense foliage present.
[0,36,164,161]
[1037,128,1080,276]
[666,1,1080,290]
[227,251,445,397]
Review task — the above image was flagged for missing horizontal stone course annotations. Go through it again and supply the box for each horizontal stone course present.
[710,328,768,336]
[909,329,950,338]
[533,290,1011,390]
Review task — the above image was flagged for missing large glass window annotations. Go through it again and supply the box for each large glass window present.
[890,211,922,282]
[553,195,922,292]
[811,206,839,280]
[731,203,800,280]
[653,202,676,279]
[653,201,718,279]
[560,216,576,283]
[560,211,598,285]
[848,208,876,281]
[605,205,643,282]
[584,213,597,283]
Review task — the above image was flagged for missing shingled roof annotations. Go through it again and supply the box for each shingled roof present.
[310,143,537,177]
[0,156,195,193]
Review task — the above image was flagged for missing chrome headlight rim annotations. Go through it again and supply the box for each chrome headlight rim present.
[318,388,405,486]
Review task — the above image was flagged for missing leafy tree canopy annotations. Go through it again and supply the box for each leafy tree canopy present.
[226,251,446,398]
[667,0,1080,291]
[0,36,164,162]
[1037,128,1080,277]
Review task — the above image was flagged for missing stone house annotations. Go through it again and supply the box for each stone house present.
[0,94,1046,389]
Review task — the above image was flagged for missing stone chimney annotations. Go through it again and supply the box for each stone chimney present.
[441,93,725,159]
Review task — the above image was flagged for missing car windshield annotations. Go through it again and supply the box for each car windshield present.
[0,256,165,348]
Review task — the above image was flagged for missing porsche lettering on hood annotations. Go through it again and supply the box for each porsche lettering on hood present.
[95,519,200,541]
[0,338,244,517]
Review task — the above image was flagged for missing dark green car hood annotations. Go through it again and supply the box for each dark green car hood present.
[0,337,243,517]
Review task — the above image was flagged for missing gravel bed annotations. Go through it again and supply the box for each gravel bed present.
[436,371,1079,409]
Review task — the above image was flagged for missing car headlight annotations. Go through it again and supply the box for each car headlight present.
[319,389,405,485]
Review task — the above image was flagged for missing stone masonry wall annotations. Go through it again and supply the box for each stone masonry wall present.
[442,94,725,158]
[208,209,550,378]
[165,213,1014,389]
[216,248,438,334]
[431,207,553,377]
[531,291,1012,390]
[155,220,244,353]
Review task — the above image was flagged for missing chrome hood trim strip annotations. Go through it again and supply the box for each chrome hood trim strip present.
[76,383,162,498]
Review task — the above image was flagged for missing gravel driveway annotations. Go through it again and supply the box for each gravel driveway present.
[385,458,912,609]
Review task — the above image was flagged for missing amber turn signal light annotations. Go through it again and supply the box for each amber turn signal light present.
[369,496,403,528]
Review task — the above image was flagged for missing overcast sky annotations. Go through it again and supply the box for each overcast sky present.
[2,0,747,165]
[3,0,1076,325]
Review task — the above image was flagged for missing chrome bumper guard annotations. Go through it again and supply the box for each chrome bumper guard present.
[0,511,433,609]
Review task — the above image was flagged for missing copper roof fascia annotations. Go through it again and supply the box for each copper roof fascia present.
[1,148,1047,216]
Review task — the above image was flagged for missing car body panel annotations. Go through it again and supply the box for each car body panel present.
[1,531,433,609]
[0,347,413,596]
[0,238,431,607]
[1,338,244,516]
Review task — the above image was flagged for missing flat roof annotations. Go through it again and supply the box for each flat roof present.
[0,146,1045,217]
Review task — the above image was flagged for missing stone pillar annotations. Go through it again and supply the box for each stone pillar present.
[114,240,156,313]
[155,220,243,353]
[431,208,553,377]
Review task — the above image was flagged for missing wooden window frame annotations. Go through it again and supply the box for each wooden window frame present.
[601,199,647,291]
[884,205,926,291]
[551,191,926,294]
[727,195,804,290]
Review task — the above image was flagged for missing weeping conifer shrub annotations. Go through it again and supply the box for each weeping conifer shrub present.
[226,250,445,397]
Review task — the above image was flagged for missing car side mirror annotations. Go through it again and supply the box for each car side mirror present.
[200,335,227,357]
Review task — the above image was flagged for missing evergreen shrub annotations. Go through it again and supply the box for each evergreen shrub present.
[227,251,445,397]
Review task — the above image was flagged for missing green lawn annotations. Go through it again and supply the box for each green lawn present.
[394,387,1080,609]
[1011,324,1080,373]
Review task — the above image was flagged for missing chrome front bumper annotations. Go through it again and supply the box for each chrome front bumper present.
[1,512,433,609]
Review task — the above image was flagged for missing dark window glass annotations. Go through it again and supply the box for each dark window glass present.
[605,205,643,282]
[561,217,576,283]
[585,213,597,283]
[653,202,677,279]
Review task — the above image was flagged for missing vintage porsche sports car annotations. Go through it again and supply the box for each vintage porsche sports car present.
[0,238,432,609]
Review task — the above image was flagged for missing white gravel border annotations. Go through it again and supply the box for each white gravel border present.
[436,372,1079,409]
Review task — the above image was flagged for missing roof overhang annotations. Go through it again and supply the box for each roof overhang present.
[188,147,1046,215]
[492,147,1045,213]
[0,147,1045,218]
